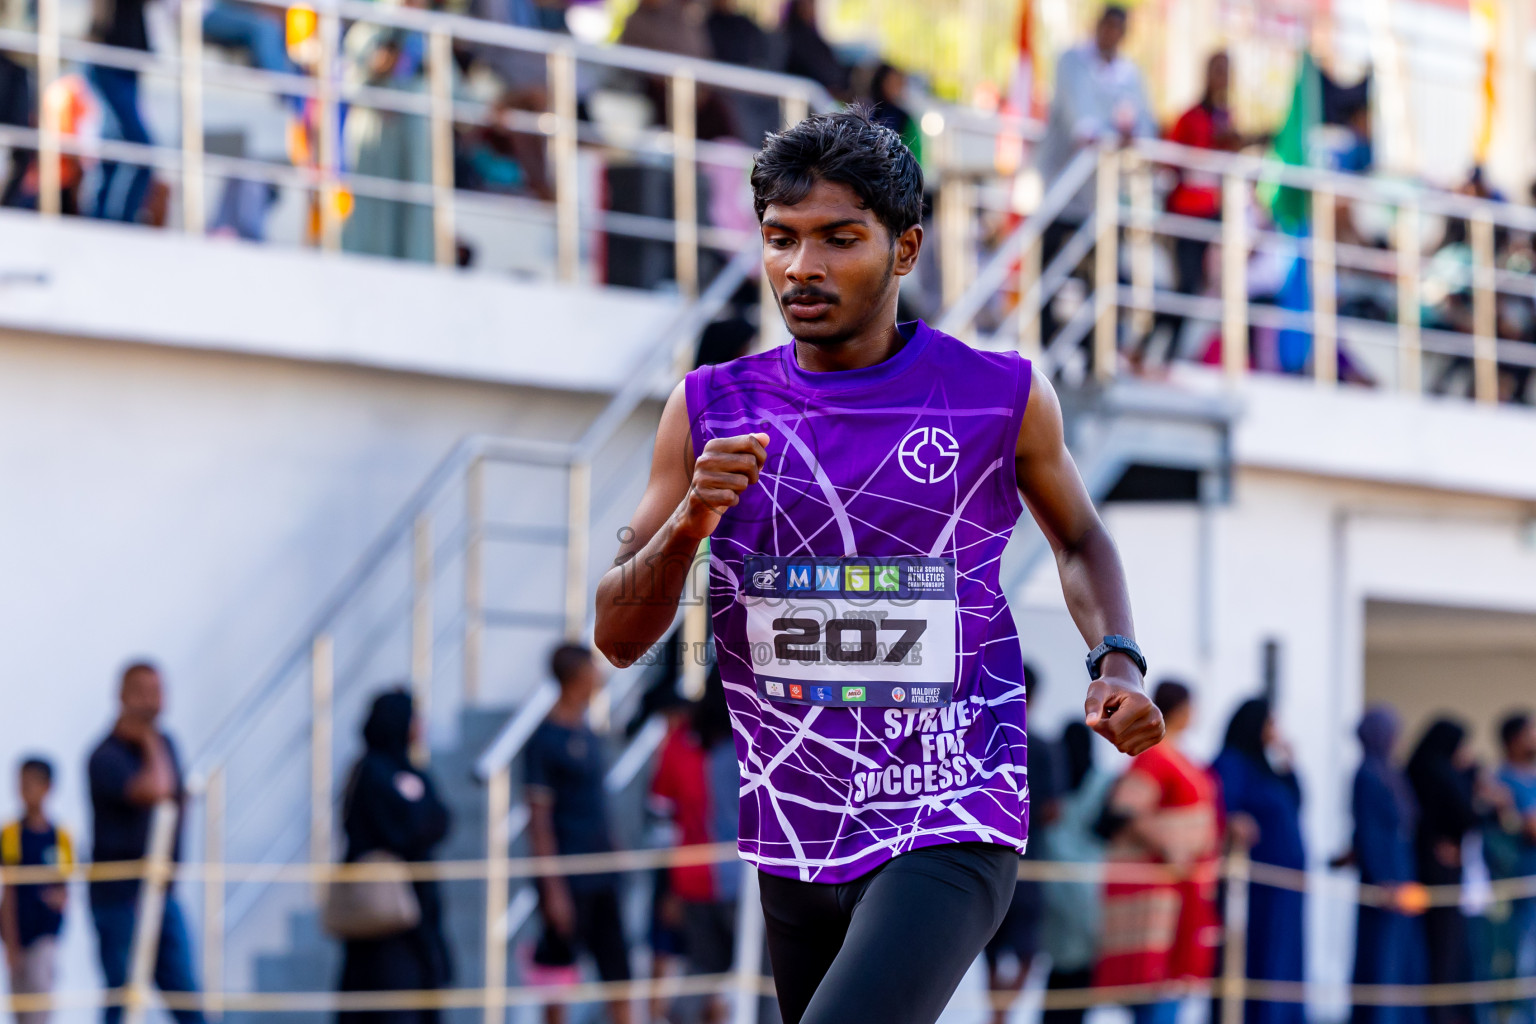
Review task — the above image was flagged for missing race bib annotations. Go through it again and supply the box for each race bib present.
[738,555,958,708]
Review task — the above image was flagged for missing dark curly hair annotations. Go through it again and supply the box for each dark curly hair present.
[750,106,924,240]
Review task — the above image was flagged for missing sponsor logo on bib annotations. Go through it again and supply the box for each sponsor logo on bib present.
[842,686,866,702]
[891,686,906,703]
[766,681,784,697]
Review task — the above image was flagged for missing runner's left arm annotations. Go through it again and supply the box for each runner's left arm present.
[1014,365,1165,755]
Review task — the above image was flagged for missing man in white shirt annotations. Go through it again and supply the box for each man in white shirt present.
[1033,5,1156,358]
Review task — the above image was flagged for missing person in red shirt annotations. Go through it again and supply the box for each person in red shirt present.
[649,673,739,1024]
[1143,52,1242,368]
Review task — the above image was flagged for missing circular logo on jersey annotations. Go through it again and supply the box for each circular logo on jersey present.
[897,427,960,484]
[890,686,906,703]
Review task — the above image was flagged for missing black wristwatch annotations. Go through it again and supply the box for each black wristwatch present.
[1086,635,1147,680]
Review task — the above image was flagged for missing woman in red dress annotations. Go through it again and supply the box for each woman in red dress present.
[1095,681,1220,1024]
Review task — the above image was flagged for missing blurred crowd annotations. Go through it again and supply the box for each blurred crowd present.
[0,0,919,263]
[3,0,1536,401]
[1033,6,1536,404]
[5,645,1536,1024]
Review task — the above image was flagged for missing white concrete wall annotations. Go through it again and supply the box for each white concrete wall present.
[0,322,668,1016]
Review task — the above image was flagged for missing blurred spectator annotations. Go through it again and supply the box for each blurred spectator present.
[87,0,155,222]
[985,664,1060,1024]
[1142,51,1237,368]
[619,0,710,59]
[336,691,452,1024]
[1039,722,1111,1024]
[341,0,436,262]
[648,670,738,1023]
[1406,719,1479,1024]
[705,0,782,145]
[1,44,32,209]
[694,281,759,367]
[868,63,921,163]
[1213,699,1305,1024]
[1350,707,1426,1024]
[707,0,778,69]
[1035,4,1154,348]
[1,758,73,1024]
[87,662,204,1024]
[3,72,97,215]
[525,644,633,1024]
[1095,681,1219,1024]
[1496,712,1536,1024]
[781,0,849,101]
[202,1,292,76]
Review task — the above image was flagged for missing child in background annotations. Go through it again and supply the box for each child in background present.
[1,757,74,1024]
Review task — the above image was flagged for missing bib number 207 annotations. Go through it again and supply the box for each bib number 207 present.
[772,617,926,665]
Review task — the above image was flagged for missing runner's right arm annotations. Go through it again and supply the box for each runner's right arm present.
[593,382,769,667]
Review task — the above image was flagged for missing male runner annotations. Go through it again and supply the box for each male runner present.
[594,109,1163,1024]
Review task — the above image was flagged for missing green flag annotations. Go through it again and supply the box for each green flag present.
[1265,52,1322,233]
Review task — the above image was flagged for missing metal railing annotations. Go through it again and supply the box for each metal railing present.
[1,0,830,280]
[943,135,1536,405]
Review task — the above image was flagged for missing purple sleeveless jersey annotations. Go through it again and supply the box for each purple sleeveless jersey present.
[682,320,1034,884]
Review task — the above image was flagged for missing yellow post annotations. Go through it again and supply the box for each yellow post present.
[1220,849,1250,1024]
[782,93,809,130]
[317,4,342,252]
[1093,146,1120,382]
[670,72,700,300]
[483,767,511,1024]
[1396,203,1422,393]
[564,461,591,642]
[202,767,225,1022]
[35,0,59,217]
[463,457,484,703]
[310,633,334,888]
[1018,231,1042,358]
[124,802,179,1024]
[1221,173,1248,380]
[549,48,579,283]
[1311,187,1338,386]
[1129,154,1155,342]
[1471,213,1498,404]
[180,0,205,234]
[428,30,457,268]
[411,515,433,765]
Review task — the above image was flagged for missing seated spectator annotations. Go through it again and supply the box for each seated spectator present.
[868,63,920,162]
[526,645,632,1024]
[336,690,452,1024]
[619,0,709,59]
[706,0,778,69]
[1,757,74,1024]
[781,0,849,100]
[202,1,293,77]
[706,0,782,144]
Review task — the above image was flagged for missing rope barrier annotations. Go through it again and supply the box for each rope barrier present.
[7,974,1536,1015]
[8,844,1536,1016]
[7,845,1533,908]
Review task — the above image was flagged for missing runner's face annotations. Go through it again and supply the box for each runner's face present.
[761,179,920,346]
